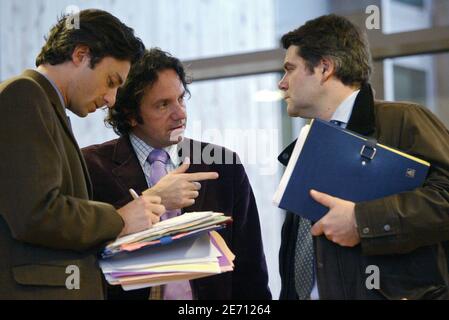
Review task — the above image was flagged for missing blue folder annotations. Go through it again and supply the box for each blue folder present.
[276,119,430,222]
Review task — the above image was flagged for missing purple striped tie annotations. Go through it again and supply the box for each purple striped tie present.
[147,149,193,299]
[148,149,181,220]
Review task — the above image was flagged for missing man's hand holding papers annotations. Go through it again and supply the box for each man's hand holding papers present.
[117,195,166,237]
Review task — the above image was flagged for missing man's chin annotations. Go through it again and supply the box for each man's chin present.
[67,107,89,118]
[287,105,313,119]
[79,110,92,117]
[169,128,185,143]
[287,107,301,118]
[168,136,184,144]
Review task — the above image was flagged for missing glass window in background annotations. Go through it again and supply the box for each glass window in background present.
[394,0,425,8]
[384,52,449,128]
[382,0,449,33]
[393,65,427,106]
[186,73,285,298]
[279,0,449,36]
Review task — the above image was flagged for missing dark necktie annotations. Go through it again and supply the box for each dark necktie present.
[294,217,314,300]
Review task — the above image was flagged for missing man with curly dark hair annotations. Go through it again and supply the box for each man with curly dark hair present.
[82,48,272,300]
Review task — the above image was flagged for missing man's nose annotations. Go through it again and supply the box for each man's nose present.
[278,74,288,90]
[172,102,187,120]
[104,88,118,108]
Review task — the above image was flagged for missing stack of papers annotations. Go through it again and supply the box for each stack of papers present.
[101,211,232,258]
[99,212,235,291]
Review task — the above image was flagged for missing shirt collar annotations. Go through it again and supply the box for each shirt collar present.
[330,89,360,126]
[35,69,66,109]
[129,133,180,167]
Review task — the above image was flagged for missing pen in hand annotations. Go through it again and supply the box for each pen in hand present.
[129,188,140,200]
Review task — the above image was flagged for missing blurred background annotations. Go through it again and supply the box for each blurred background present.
[1,0,448,299]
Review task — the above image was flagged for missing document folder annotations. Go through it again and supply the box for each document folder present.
[101,211,232,258]
[273,118,430,222]
[100,231,235,291]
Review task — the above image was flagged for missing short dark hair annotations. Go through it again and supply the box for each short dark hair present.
[36,9,145,68]
[281,14,372,87]
[107,48,192,136]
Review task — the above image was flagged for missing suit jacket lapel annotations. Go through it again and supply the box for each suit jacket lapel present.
[112,136,149,195]
[177,138,208,213]
[22,69,94,197]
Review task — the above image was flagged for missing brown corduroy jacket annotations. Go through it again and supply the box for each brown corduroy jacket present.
[0,70,124,299]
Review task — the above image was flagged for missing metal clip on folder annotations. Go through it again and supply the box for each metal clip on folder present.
[360,138,377,164]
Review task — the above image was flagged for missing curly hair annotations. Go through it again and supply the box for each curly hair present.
[106,48,192,136]
[36,9,145,68]
[281,14,372,87]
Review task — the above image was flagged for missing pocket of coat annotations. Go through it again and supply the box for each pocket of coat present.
[12,264,70,287]
[377,284,448,300]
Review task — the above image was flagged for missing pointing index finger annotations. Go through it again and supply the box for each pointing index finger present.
[184,172,219,182]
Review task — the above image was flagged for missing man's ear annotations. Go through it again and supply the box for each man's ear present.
[71,45,90,66]
[320,57,335,84]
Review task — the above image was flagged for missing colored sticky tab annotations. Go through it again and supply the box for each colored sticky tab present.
[159,236,173,245]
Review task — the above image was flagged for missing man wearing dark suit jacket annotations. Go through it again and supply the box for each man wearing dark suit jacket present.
[0,10,170,300]
[277,15,449,299]
[82,48,271,300]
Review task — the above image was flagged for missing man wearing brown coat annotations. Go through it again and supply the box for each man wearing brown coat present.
[278,14,449,300]
[0,9,165,299]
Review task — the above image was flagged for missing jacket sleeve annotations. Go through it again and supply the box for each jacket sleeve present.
[0,78,124,252]
[230,159,272,299]
[355,105,449,255]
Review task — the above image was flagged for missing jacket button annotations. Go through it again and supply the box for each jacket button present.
[362,227,370,234]
[282,153,289,160]
[384,224,391,232]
